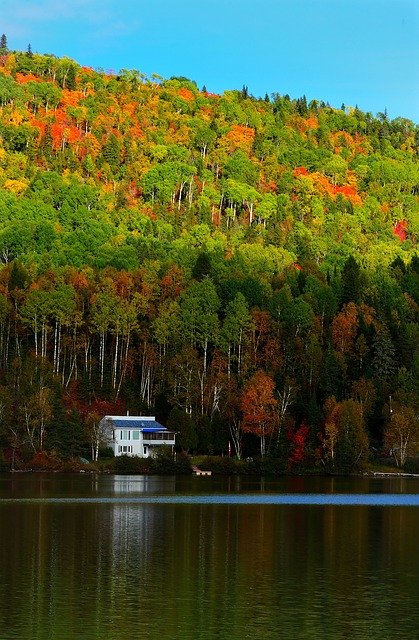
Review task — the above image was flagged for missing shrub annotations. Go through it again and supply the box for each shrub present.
[112,455,151,474]
[403,458,419,474]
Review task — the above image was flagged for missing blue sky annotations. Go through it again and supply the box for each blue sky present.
[1,0,418,122]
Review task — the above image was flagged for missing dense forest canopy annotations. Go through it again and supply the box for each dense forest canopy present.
[0,42,418,471]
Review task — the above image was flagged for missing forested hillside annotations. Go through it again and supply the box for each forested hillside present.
[0,44,418,471]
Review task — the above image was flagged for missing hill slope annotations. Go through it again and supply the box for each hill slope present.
[0,49,418,470]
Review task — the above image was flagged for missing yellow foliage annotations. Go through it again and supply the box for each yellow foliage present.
[9,110,24,126]
[3,178,29,194]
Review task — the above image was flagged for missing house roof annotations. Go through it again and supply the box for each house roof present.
[103,416,170,431]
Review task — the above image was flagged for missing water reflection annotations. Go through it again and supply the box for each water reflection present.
[0,474,419,640]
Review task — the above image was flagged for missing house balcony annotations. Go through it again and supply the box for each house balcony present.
[142,432,175,444]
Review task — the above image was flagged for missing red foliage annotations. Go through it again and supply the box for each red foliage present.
[287,421,310,463]
[202,91,220,99]
[393,220,407,241]
[30,451,64,471]
[293,166,308,177]
[63,381,122,419]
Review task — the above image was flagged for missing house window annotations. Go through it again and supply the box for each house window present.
[120,431,130,440]
[132,430,140,440]
[143,447,147,456]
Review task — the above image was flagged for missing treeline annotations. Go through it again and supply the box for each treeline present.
[0,252,417,471]
[0,45,417,471]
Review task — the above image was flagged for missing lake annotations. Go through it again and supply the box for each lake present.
[0,473,418,640]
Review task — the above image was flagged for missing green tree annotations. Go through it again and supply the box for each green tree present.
[180,280,220,374]
[321,397,369,471]
[220,292,251,378]
[168,406,198,453]
[341,255,362,304]
[372,325,396,385]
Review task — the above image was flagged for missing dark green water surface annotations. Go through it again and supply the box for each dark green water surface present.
[0,473,418,640]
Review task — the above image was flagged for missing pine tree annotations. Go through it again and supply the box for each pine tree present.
[192,252,212,281]
[341,255,362,304]
[372,326,396,384]
[0,34,7,52]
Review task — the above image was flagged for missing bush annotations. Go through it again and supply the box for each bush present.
[198,456,257,475]
[403,458,419,474]
[112,455,151,474]
[110,451,192,475]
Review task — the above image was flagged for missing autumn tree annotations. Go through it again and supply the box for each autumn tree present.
[240,369,278,457]
[384,394,419,467]
[321,396,369,471]
[84,410,108,462]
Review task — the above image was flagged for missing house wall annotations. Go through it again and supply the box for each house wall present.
[113,429,145,457]
[101,416,175,458]
[111,429,175,458]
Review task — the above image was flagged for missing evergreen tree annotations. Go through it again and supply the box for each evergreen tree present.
[341,255,362,304]
[192,252,212,281]
[0,34,7,52]
[372,326,396,384]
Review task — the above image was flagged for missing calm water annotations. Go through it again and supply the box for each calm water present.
[1,474,419,640]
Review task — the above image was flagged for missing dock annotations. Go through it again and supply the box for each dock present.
[192,466,212,476]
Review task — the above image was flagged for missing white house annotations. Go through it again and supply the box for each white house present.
[100,415,176,458]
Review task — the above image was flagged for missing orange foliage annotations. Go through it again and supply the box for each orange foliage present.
[60,89,84,107]
[305,115,318,129]
[199,106,213,120]
[240,369,278,447]
[331,130,368,157]
[286,114,317,135]
[294,168,362,205]
[178,87,194,102]
[333,184,362,204]
[332,302,358,354]
[113,271,134,298]
[259,175,278,192]
[28,114,46,137]
[358,303,375,327]
[15,72,41,84]
[160,264,186,300]
[67,269,91,290]
[224,124,255,151]
[294,167,309,177]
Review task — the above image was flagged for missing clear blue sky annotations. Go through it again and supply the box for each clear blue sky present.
[1,0,418,122]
